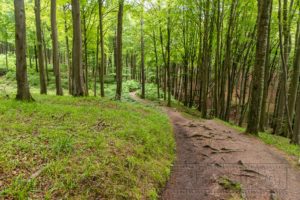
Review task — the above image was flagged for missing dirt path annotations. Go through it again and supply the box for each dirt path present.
[130,93,300,200]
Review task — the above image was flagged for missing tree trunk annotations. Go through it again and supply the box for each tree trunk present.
[287,19,300,139]
[71,0,86,96]
[14,0,33,101]
[153,30,160,99]
[115,0,124,100]
[166,9,171,107]
[141,6,145,99]
[34,0,47,94]
[246,0,272,135]
[51,0,63,96]
[98,0,105,97]
[292,90,300,144]
[83,11,89,95]
[63,5,72,94]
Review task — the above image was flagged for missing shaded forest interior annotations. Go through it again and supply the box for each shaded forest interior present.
[1,0,300,144]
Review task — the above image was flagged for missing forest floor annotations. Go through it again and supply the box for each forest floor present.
[130,92,300,200]
[0,93,175,199]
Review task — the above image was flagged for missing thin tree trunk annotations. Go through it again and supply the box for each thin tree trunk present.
[141,5,145,99]
[167,9,171,107]
[51,0,63,95]
[63,5,72,94]
[34,0,47,94]
[98,0,105,97]
[115,0,124,100]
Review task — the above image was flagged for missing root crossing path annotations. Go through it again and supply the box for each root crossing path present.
[129,93,300,200]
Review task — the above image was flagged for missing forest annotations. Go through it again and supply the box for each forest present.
[0,0,300,199]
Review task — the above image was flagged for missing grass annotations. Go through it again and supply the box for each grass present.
[218,176,244,200]
[215,119,300,158]
[0,94,175,199]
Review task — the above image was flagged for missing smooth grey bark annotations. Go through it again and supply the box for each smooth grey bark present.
[115,0,124,100]
[34,0,47,94]
[51,0,63,95]
[71,0,86,96]
[14,0,33,101]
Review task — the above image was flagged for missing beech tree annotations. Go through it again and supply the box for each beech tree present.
[115,0,124,100]
[246,0,272,134]
[14,0,32,101]
[34,0,47,94]
[51,0,63,96]
[71,0,86,96]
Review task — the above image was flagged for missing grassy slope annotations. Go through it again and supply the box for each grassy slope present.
[0,93,175,199]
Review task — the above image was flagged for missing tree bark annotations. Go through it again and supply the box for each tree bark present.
[246,0,272,135]
[71,0,86,96]
[141,5,145,99]
[115,0,124,100]
[14,0,33,101]
[98,0,105,97]
[51,0,63,95]
[34,0,47,94]
[63,5,72,95]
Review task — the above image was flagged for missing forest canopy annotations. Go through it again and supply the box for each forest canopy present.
[1,0,300,143]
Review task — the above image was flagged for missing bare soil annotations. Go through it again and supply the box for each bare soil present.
[130,93,300,200]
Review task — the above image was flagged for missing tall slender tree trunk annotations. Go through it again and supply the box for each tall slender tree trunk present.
[246,0,272,135]
[259,1,273,131]
[34,0,47,94]
[63,5,72,94]
[51,0,63,96]
[42,30,50,83]
[71,0,86,96]
[153,30,160,99]
[140,5,145,99]
[98,0,105,97]
[167,9,171,107]
[14,0,33,101]
[83,12,89,95]
[115,0,124,100]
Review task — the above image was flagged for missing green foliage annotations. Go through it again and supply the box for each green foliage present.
[123,80,140,92]
[137,83,163,101]
[52,135,74,155]
[0,94,175,199]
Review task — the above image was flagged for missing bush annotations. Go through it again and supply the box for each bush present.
[124,80,140,92]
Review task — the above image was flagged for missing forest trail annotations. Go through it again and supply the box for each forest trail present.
[130,92,300,200]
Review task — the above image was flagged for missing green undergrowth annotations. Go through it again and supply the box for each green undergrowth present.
[0,94,175,199]
[136,83,202,119]
[215,119,300,158]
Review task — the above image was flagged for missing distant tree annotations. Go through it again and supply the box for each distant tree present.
[140,1,145,99]
[51,0,63,96]
[98,0,105,97]
[115,0,124,100]
[14,0,33,101]
[34,0,47,94]
[71,0,86,96]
